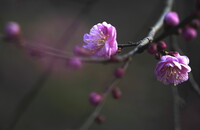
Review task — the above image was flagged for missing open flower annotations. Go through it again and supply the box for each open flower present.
[83,22,118,58]
[155,54,191,86]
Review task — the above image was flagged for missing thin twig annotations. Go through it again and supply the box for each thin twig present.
[172,86,181,130]
[78,59,130,130]
[169,36,182,130]
[79,79,119,130]
[118,11,196,48]
[6,1,97,130]
[21,9,196,65]
[117,0,174,59]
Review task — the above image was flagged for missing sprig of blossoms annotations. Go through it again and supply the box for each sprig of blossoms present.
[83,22,118,58]
[155,54,191,86]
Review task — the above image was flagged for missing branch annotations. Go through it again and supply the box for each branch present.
[118,10,197,48]
[13,0,174,65]
[79,79,119,130]
[6,1,98,130]
[172,86,182,130]
[78,59,130,130]
[50,0,174,64]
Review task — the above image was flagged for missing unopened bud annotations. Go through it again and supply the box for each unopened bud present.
[73,45,91,56]
[4,22,21,39]
[68,57,82,69]
[154,52,162,60]
[157,41,167,51]
[27,48,44,58]
[168,51,179,57]
[147,43,158,54]
[164,12,180,27]
[95,115,105,124]
[182,27,197,41]
[189,19,200,29]
[175,28,183,35]
[114,67,125,78]
[112,87,122,99]
[88,92,103,106]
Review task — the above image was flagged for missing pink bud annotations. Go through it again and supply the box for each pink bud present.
[89,92,103,106]
[157,41,167,50]
[73,45,91,56]
[175,28,183,35]
[114,68,125,78]
[182,27,197,41]
[189,19,200,29]
[109,56,120,63]
[168,51,180,57]
[111,87,122,99]
[4,22,21,39]
[154,52,162,60]
[27,48,44,58]
[147,43,158,54]
[95,115,105,124]
[164,12,180,26]
[68,58,82,69]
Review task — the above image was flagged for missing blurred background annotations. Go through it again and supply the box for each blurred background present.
[0,0,200,130]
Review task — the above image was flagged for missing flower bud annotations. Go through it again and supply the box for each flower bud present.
[4,22,21,39]
[182,27,197,41]
[27,48,44,58]
[157,41,167,51]
[111,87,122,99]
[175,28,183,35]
[68,57,82,69]
[95,115,105,124]
[147,43,158,54]
[73,45,91,56]
[168,51,179,57]
[189,19,200,29]
[114,67,125,78]
[154,52,162,60]
[109,56,120,63]
[164,12,180,27]
[89,92,103,106]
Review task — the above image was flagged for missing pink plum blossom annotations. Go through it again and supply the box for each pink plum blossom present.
[155,54,191,86]
[83,22,118,58]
